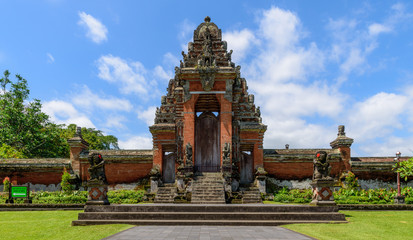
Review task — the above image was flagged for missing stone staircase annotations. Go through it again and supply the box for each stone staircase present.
[72,204,347,226]
[191,172,225,204]
[241,185,262,204]
[154,184,176,203]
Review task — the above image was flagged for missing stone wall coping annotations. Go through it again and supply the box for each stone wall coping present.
[264,148,340,155]
[352,157,411,162]
[87,149,153,155]
[0,158,70,164]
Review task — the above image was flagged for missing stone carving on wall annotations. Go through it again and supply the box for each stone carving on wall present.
[313,151,332,180]
[199,68,216,91]
[88,153,107,183]
[222,143,231,165]
[185,143,193,165]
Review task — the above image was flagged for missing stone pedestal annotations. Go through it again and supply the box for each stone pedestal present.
[394,195,406,204]
[86,179,109,205]
[310,179,336,206]
[150,177,159,194]
[255,175,266,194]
[176,177,185,191]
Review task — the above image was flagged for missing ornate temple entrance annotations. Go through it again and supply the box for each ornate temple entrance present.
[195,112,220,172]
[149,16,267,193]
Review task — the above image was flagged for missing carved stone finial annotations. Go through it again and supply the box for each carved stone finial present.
[338,125,345,136]
[205,16,211,23]
[330,125,353,148]
[75,126,82,137]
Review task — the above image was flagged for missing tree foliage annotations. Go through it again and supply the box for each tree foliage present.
[0,70,119,158]
[394,158,413,181]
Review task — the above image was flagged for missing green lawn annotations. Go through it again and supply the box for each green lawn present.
[0,211,132,240]
[1,210,412,240]
[285,211,413,240]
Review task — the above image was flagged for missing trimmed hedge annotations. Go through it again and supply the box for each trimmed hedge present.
[270,186,413,204]
[0,190,146,204]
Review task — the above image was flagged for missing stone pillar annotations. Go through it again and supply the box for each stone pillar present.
[85,153,109,205]
[86,180,109,205]
[310,151,336,206]
[330,125,354,173]
[67,127,89,178]
[255,167,267,193]
[310,179,336,206]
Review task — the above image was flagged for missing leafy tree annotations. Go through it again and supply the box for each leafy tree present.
[0,70,119,158]
[0,143,25,158]
[61,124,120,151]
[0,70,66,157]
[394,158,413,181]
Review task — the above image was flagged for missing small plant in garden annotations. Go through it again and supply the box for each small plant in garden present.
[2,177,11,192]
[393,157,413,181]
[345,171,360,189]
[60,169,73,194]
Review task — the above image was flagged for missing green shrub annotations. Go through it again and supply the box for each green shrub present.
[271,186,413,205]
[345,171,360,189]
[2,177,11,193]
[60,170,73,194]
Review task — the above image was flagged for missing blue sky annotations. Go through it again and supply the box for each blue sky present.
[1,1,413,157]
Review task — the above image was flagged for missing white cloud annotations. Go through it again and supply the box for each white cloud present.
[179,19,196,52]
[358,136,413,157]
[104,115,127,129]
[96,54,149,95]
[78,11,108,44]
[153,66,171,82]
[72,85,133,112]
[137,106,157,126]
[231,6,335,149]
[42,100,95,128]
[223,29,258,63]
[368,23,392,36]
[348,92,408,141]
[46,53,55,63]
[118,135,153,149]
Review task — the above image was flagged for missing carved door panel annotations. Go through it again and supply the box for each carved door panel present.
[240,151,254,184]
[162,152,176,183]
[195,112,220,172]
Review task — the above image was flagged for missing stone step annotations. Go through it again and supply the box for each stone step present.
[190,201,226,204]
[78,212,346,221]
[72,219,348,226]
[84,204,341,213]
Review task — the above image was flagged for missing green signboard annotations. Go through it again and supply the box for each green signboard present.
[11,186,28,198]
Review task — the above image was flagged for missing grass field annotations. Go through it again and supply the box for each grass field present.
[0,211,132,240]
[1,210,412,240]
[284,211,413,240]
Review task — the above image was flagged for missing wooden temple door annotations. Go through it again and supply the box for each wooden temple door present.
[162,152,175,183]
[195,112,220,172]
[240,151,254,184]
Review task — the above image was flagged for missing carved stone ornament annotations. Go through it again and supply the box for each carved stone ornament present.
[185,143,193,165]
[199,68,216,91]
[87,153,107,184]
[313,151,332,180]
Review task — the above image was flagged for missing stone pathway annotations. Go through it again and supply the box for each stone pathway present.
[102,225,316,240]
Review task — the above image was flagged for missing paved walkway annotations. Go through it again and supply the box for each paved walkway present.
[102,226,316,240]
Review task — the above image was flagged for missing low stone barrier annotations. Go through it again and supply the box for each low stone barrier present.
[0,204,84,211]
[338,204,413,211]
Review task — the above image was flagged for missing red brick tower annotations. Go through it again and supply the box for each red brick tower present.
[150,17,267,186]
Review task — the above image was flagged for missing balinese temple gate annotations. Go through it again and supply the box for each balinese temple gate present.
[149,17,267,202]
